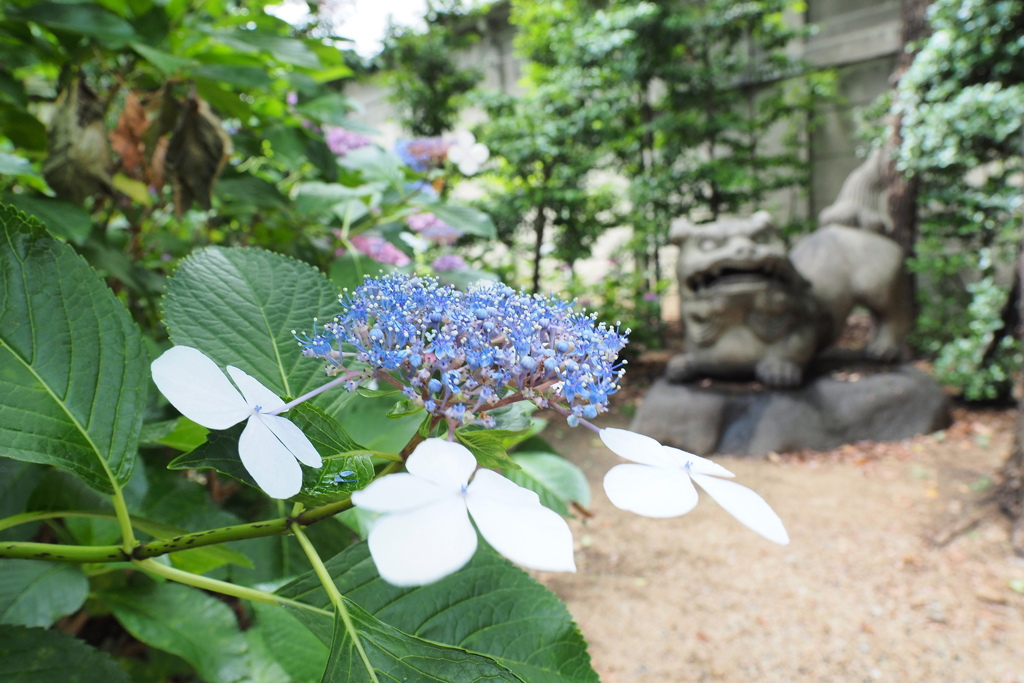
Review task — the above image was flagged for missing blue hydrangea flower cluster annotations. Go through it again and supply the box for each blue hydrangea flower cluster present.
[394,138,450,172]
[297,274,629,427]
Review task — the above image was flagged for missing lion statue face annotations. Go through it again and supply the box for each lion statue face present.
[670,211,799,299]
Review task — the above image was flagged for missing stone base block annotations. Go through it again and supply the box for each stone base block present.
[628,363,951,456]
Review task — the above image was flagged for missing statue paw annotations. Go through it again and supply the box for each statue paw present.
[864,337,901,363]
[755,358,803,388]
[665,354,699,384]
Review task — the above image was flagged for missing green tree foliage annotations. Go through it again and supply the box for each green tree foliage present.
[0,0,495,334]
[475,85,618,292]
[485,0,830,293]
[530,0,823,217]
[889,0,1024,400]
[382,2,484,137]
[0,0,355,323]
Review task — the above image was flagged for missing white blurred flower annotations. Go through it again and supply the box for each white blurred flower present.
[600,429,789,545]
[352,438,576,586]
[151,346,322,499]
[472,277,499,289]
[447,131,490,176]
[399,230,430,253]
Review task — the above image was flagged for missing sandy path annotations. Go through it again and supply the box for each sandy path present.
[535,408,1024,682]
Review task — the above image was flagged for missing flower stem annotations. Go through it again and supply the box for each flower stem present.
[398,418,439,460]
[372,370,407,392]
[0,509,119,533]
[270,372,360,415]
[486,382,556,411]
[110,484,138,554]
[291,521,379,683]
[132,558,331,615]
[549,402,601,433]
[0,463,406,564]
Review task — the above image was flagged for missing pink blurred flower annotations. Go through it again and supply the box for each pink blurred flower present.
[643,292,659,302]
[431,254,468,272]
[406,212,462,246]
[326,127,372,156]
[337,232,411,267]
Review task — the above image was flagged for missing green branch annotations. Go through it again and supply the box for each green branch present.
[132,517,293,559]
[0,541,126,563]
[0,461,405,565]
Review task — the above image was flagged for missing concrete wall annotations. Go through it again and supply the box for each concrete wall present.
[809,55,897,216]
[344,8,520,149]
[804,0,901,215]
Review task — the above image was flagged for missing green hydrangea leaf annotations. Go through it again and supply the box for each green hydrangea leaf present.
[0,624,132,683]
[104,582,288,683]
[0,204,145,494]
[503,452,591,516]
[162,246,348,416]
[0,560,88,628]
[318,599,522,682]
[277,543,597,683]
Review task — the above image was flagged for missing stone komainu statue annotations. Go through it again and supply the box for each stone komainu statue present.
[817,147,891,233]
[667,210,913,388]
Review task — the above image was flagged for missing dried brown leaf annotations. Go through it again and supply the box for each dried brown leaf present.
[110,92,149,178]
[148,135,169,190]
[143,84,182,152]
[164,94,232,215]
[141,84,182,193]
[42,78,113,204]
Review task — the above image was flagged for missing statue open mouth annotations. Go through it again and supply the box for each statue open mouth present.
[685,258,793,293]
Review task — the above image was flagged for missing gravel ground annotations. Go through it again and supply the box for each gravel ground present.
[535,406,1024,682]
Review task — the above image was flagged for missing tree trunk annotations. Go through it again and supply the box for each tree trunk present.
[999,410,1024,554]
[885,171,919,258]
[997,222,1024,555]
[884,0,932,309]
[530,166,554,294]
[531,205,546,294]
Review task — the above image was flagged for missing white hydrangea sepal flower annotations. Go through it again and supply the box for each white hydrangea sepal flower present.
[151,345,322,500]
[600,428,790,545]
[447,131,490,175]
[352,438,576,586]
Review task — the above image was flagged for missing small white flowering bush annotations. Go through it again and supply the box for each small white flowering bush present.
[887,0,1024,400]
[0,204,786,681]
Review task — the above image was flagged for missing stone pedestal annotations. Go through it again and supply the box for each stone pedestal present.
[629,362,951,456]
